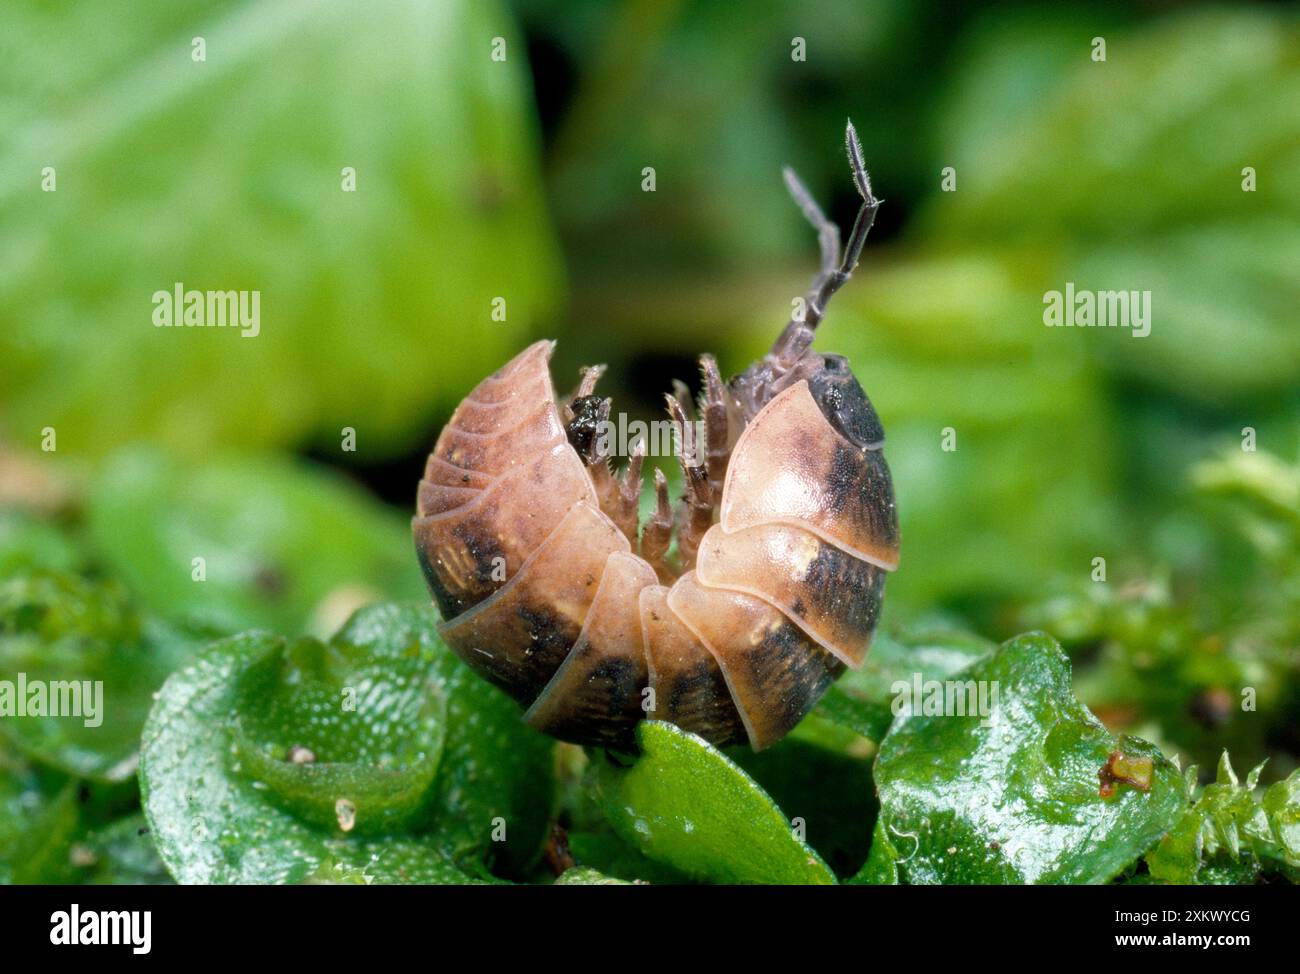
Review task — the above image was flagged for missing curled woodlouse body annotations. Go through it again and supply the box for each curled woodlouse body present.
[414,121,898,750]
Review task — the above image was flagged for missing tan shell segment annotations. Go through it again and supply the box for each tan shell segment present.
[438,501,629,705]
[413,443,596,618]
[639,585,747,749]
[463,340,555,404]
[668,571,845,750]
[422,454,493,491]
[721,380,899,570]
[524,551,659,749]
[431,341,565,476]
[695,521,885,667]
[433,400,565,477]
[415,342,896,752]
[416,483,479,517]
[449,373,556,435]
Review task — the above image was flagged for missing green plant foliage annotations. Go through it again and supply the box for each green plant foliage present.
[731,739,876,880]
[0,571,199,782]
[139,603,555,883]
[0,509,84,579]
[1021,446,1300,774]
[554,866,631,886]
[0,752,81,884]
[928,7,1300,407]
[593,721,836,885]
[73,814,173,885]
[1146,754,1300,884]
[1,0,1297,891]
[563,830,688,885]
[814,625,995,743]
[932,8,1298,242]
[84,450,427,636]
[862,633,1187,883]
[0,0,560,459]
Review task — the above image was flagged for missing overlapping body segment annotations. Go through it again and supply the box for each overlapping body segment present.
[413,349,897,750]
[412,121,898,751]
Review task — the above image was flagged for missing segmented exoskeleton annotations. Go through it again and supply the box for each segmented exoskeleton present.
[414,122,898,750]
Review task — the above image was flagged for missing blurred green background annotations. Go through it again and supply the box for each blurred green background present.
[2,0,1298,878]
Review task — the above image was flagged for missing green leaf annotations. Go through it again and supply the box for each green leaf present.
[335,604,556,872]
[0,751,81,884]
[72,814,173,886]
[84,450,427,636]
[931,8,1300,244]
[140,602,554,884]
[1146,755,1300,884]
[1071,224,1300,406]
[227,634,447,838]
[854,818,902,885]
[593,721,836,885]
[0,571,199,782]
[563,830,687,885]
[925,8,1300,408]
[0,509,84,579]
[864,632,1186,884]
[554,866,631,886]
[0,0,560,458]
[814,625,995,743]
[731,739,876,879]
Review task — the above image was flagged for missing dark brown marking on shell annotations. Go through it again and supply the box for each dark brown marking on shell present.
[413,444,595,619]
[639,586,747,748]
[801,536,886,642]
[695,521,884,666]
[438,501,629,705]
[806,354,885,449]
[530,654,642,751]
[413,515,506,620]
[825,439,898,552]
[669,572,844,750]
[525,552,656,750]
[721,380,899,570]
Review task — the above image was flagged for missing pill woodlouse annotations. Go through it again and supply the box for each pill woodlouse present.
[414,122,898,751]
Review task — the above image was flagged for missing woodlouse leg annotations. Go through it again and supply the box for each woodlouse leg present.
[641,469,675,582]
[769,119,881,369]
[666,393,713,572]
[609,439,645,545]
[699,354,732,507]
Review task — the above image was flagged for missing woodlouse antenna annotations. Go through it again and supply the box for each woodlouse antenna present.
[770,118,881,367]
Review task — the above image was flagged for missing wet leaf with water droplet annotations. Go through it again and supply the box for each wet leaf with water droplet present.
[140,603,554,883]
[813,625,995,744]
[554,865,631,885]
[859,632,1186,884]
